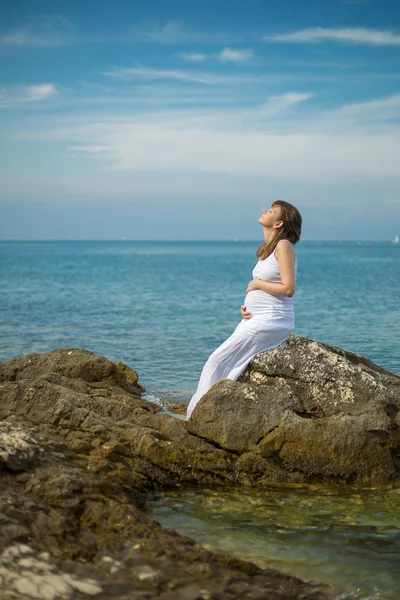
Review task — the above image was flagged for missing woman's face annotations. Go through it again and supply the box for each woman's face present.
[258,205,283,229]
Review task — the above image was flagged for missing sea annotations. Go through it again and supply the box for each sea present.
[1,240,400,599]
[1,240,399,399]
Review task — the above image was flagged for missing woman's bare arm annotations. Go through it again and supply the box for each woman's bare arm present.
[246,241,296,297]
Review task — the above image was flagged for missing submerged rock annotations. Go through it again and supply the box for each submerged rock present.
[188,335,400,484]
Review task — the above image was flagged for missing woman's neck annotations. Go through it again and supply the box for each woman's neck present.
[262,228,277,245]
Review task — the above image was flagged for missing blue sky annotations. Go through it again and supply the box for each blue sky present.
[1,0,400,240]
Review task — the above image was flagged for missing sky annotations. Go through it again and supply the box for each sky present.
[1,0,400,240]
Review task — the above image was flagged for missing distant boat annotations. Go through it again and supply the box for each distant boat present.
[392,235,399,244]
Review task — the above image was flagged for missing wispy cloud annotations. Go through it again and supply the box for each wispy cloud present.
[66,145,111,153]
[55,122,400,181]
[268,27,400,46]
[179,52,207,62]
[0,84,58,107]
[128,21,246,45]
[27,84,58,101]
[104,65,263,85]
[104,66,222,85]
[261,93,314,115]
[0,15,74,48]
[333,92,400,122]
[13,89,314,140]
[146,22,188,44]
[178,48,255,64]
[15,89,400,182]
[218,47,254,63]
[66,145,114,160]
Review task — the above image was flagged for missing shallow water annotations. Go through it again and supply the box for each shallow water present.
[150,485,400,599]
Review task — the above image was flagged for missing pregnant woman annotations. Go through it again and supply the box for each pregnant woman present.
[186,200,302,419]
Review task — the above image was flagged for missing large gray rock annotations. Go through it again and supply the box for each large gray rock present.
[186,378,302,452]
[243,334,400,413]
[188,335,400,484]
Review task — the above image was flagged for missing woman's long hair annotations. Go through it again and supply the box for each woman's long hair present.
[257,200,302,260]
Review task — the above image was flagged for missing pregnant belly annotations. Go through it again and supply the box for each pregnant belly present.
[244,290,293,314]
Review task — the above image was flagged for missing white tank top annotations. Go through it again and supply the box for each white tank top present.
[244,240,297,312]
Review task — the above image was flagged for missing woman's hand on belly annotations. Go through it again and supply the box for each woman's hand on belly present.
[240,305,253,320]
[246,278,263,294]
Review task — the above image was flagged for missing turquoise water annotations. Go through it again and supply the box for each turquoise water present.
[150,485,400,599]
[0,241,399,403]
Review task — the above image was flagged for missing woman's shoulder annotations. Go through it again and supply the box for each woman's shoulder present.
[274,239,296,260]
[276,239,293,248]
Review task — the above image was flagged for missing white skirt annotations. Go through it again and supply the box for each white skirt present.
[186,307,294,418]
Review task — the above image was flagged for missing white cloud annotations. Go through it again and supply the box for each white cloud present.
[91,125,400,180]
[0,83,58,106]
[15,90,400,182]
[179,52,207,62]
[334,93,400,119]
[0,16,74,47]
[104,65,263,85]
[179,48,254,64]
[268,27,400,46]
[261,93,313,115]
[26,84,58,101]
[129,21,246,45]
[105,66,219,85]
[66,145,111,153]
[146,21,186,44]
[317,93,400,135]
[218,47,254,62]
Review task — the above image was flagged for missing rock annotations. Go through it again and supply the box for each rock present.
[0,349,240,489]
[186,378,302,453]
[189,335,400,484]
[112,361,139,386]
[0,424,330,599]
[0,348,144,395]
[0,544,102,599]
[167,402,188,416]
[0,341,397,598]
[0,422,44,472]
[242,334,400,414]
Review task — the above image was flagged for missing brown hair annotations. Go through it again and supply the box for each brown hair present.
[257,200,302,260]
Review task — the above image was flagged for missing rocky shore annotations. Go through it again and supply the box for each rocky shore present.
[0,335,399,599]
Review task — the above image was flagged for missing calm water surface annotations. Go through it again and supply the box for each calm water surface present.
[150,485,400,599]
[1,241,399,403]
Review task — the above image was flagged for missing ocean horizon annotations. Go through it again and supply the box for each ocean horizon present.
[0,239,397,243]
